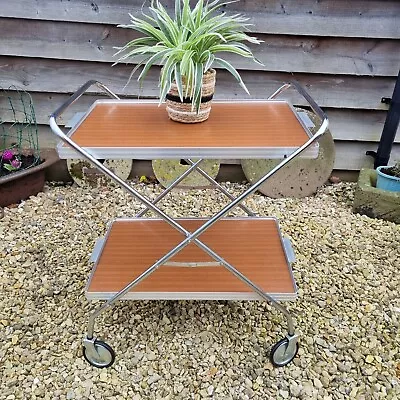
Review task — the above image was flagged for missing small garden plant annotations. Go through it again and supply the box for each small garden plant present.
[113,0,262,111]
[381,160,400,178]
[0,86,40,177]
[1,148,22,173]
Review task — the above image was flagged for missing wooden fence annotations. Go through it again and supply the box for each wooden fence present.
[0,0,399,171]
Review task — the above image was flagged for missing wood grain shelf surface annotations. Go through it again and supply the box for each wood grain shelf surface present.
[58,100,317,159]
[86,218,297,301]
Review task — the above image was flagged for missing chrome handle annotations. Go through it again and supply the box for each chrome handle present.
[49,80,120,141]
[50,80,119,120]
[268,80,328,139]
[289,80,327,122]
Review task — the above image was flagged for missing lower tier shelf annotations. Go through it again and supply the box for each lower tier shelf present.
[86,218,297,301]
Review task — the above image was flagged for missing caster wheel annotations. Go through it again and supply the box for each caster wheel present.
[83,340,115,368]
[270,337,299,367]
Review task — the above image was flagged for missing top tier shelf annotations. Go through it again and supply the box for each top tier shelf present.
[58,100,318,160]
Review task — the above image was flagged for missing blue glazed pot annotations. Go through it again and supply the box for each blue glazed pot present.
[376,166,400,192]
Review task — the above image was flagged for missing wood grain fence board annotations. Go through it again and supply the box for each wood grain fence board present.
[326,109,399,142]
[1,0,399,38]
[0,57,395,110]
[1,18,399,76]
[244,14,400,40]
[334,142,400,170]
[221,144,400,170]
[28,122,400,171]
[1,92,397,143]
[0,0,398,173]
[225,143,400,170]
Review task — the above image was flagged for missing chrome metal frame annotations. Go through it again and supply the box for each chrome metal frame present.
[56,98,319,160]
[85,217,298,301]
[50,80,329,357]
[135,158,255,218]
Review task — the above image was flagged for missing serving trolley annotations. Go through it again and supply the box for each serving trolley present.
[50,80,328,368]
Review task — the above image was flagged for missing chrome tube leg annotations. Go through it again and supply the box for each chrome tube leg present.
[136,159,204,217]
[86,263,160,339]
[189,237,299,367]
[185,158,256,216]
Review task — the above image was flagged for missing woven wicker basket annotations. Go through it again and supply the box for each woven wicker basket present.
[166,69,216,123]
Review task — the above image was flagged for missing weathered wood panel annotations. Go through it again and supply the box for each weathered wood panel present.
[1,92,398,143]
[0,57,395,110]
[25,122,400,171]
[326,109,399,142]
[1,0,399,173]
[334,142,400,170]
[1,18,398,76]
[1,0,399,38]
[222,142,400,170]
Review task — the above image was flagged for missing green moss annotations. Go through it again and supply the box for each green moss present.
[353,168,400,224]
[69,161,90,180]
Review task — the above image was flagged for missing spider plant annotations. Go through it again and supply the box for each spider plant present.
[114,0,262,112]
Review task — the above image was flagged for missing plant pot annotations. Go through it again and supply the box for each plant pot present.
[0,150,58,207]
[166,69,216,123]
[376,165,400,192]
[353,168,400,224]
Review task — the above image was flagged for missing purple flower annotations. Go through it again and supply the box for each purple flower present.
[11,159,22,169]
[2,150,13,161]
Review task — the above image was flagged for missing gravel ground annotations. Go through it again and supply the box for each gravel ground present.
[0,181,399,400]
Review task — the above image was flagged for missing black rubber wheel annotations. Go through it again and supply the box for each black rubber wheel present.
[82,340,115,368]
[270,337,299,367]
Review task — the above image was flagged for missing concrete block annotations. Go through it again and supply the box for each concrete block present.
[353,168,400,224]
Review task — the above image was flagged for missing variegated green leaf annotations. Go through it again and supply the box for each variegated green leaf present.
[174,64,184,101]
[214,57,250,95]
[114,0,261,112]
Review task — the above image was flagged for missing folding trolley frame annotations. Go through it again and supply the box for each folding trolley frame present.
[50,80,328,368]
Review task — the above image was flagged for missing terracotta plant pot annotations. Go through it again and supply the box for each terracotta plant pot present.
[0,150,58,207]
[166,69,216,123]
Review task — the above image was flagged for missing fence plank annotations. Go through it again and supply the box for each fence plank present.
[1,92,397,143]
[1,0,398,174]
[0,57,395,110]
[326,109,399,142]
[221,144,400,170]
[334,142,400,170]
[220,143,400,170]
[1,18,399,76]
[27,122,400,171]
[1,0,399,38]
